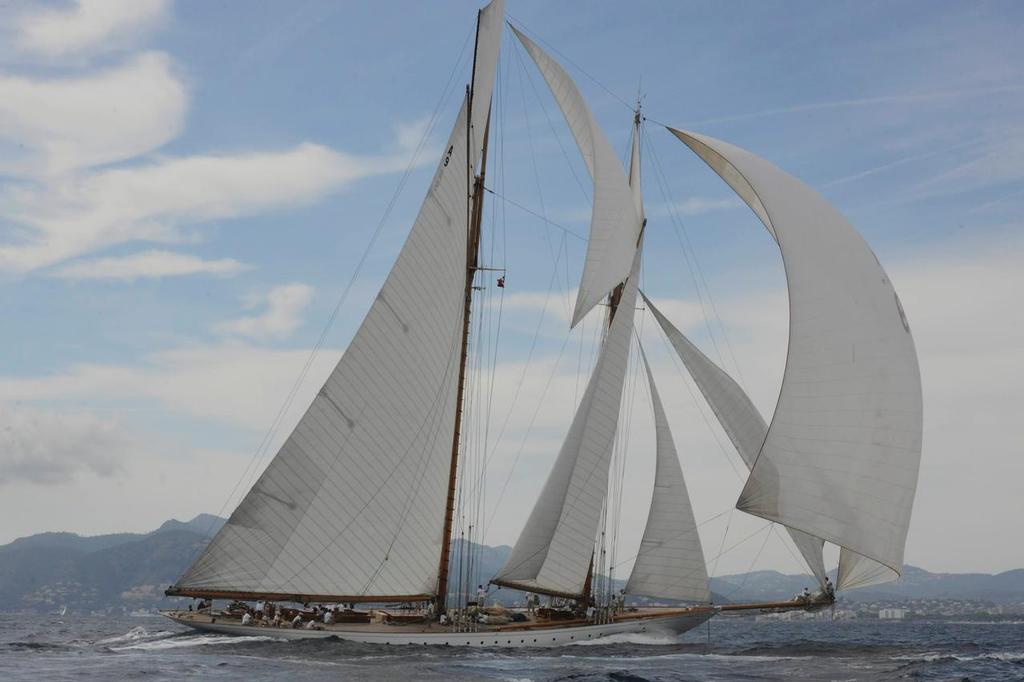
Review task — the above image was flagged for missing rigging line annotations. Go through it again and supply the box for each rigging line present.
[772,525,811,576]
[645,130,749,388]
[483,187,587,240]
[725,522,775,599]
[182,25,477,559]
[642,133,728,371]
[482,321,575,538]
[704,520,775,572]
[506,14,636,114]
[480,235,568,471]
[711,509,734,579]
[512,37,564,320]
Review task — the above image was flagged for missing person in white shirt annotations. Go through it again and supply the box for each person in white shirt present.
[241,612,252,625]
[476,584,487,607]
[291,614,303,629]
[323,609,334,625]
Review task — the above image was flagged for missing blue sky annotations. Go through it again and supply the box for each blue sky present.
[0,0,1022,579]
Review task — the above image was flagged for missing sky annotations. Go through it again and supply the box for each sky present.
[0,0,1022,582]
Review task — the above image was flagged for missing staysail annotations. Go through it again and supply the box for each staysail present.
[493,245,643,597]
[641,292,827,588]
[625,344,711,603]
[667,128,923,589]
[510,26,642,328]
[170,9,503,602]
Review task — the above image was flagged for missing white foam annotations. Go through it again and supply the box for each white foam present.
[111,633,279,651]
[566,632,679,647]
[96,626,176,646]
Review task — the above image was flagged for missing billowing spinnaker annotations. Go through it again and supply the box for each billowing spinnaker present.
[641,292,828,587]
[625,344,710,603]
[511,26,642,328]
[494,244,643,596]
[667,128,923,587]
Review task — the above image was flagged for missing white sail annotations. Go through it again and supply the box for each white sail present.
[667,128,923,589]
[641,292,828,587]
[510,26,642,328]
[494,245,643,596]
[470,0,504,171]
[176,34,504,600]
[625,344,711,603]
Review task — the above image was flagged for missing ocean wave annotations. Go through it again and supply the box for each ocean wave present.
[893,651,1024,663]
[110,633,281,651]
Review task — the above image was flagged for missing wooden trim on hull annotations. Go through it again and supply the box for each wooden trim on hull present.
[164,586,433,604]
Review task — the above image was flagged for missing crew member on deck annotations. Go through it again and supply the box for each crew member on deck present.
[476,584,487,607]
[824,577,835,599]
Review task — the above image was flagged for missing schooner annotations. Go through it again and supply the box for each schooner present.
[164,0,923,647]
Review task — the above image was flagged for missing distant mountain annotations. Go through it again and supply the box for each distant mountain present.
[0,515,220,613]
[1,518,1021,613]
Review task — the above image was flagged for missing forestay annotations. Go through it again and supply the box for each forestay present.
[667,128,923,589]
[493,245,644,597]
[625,344,711,603]
[641,292,828,588]
[510,26,642,328]
[176,47,502,600]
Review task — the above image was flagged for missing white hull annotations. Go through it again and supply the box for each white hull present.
[164,609,716,648]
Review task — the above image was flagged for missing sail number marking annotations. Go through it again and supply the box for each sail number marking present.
[443,145,454,167]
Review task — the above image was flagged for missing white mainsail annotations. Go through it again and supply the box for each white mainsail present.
[667,128,923,589]
[641,292,828,588]
[510,26,643,328]
[625,344,711,603]
[175,21,503,600]
[493,245,643,597]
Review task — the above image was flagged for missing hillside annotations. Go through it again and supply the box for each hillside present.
[1,518,1021,613]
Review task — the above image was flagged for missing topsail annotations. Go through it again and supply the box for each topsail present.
[510,26,643,328]
[667,128,923,589]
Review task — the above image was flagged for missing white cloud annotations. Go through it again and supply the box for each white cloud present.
[0,132,429,273]
[0,405,130,485]
[13,0,170,58]
[216,283,314,339]
[0,341,341,433]
[52,249,250,281]
[0,51,186,176]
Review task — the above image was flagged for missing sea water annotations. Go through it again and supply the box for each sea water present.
[1,612,1021,681]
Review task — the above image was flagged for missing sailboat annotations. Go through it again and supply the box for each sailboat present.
[163,0,923,647]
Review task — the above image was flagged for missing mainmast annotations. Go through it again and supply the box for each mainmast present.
[587,102,645,604]
[436,8,492,614]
